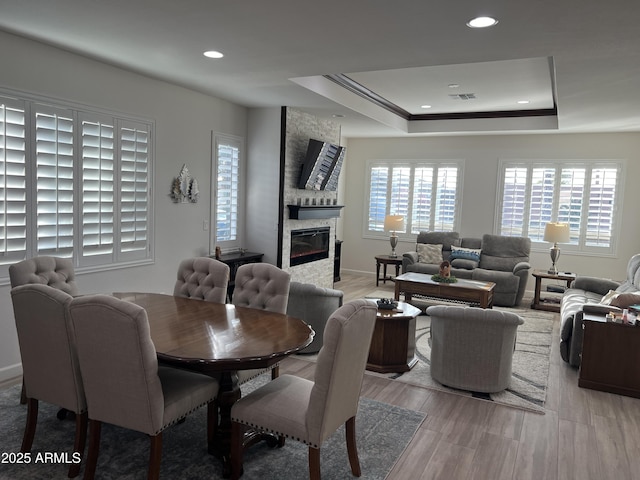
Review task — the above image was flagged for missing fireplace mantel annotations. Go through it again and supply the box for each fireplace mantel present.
[287,204,344,220]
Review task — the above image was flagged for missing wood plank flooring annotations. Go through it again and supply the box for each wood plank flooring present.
[279,272,640,480]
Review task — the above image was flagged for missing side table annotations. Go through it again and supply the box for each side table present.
[366,300,422,373]
[375,254,403,286]
[531,270,576,312]
[579,314,640,398]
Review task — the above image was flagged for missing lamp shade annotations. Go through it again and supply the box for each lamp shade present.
[384,215,405,232]
[543,222,570,243]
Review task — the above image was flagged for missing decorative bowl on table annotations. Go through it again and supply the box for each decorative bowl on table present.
[377,298,398,310]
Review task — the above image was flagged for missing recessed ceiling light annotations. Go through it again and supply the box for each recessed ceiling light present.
[332,114,345,118]
[421,105,432,109]
[203,50,224,59]
[448,84,460,89]
[517,100,530,104]
[467,16,498,28]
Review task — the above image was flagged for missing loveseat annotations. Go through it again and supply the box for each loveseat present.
[560,253,640,367]
[402,231,531,307]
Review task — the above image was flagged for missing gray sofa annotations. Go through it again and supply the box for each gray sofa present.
[560,253,640,367]
[402,232,531,307]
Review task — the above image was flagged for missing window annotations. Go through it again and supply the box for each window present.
[498,160,622,254]
[211,134,244,252]
[1,91,153,280]
[366,161,463,236]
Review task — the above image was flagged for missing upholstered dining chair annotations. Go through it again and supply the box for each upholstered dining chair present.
[68,294,220,480]
[427,305,524,393]
[232,263,291,383]
[9,256,78,405]
[11,284,87,478]
[173,257,230,303]
[230,299,378,480]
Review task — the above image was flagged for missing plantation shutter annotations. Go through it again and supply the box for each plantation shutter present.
[215,141,239,243]
[34,106,74,257]
[80,115,115,263]
[367,165,388,231]
[411,167,434,234]
[119,121,150,258]
[433,167,458,231]
[0,97,27,267]
[585,167,618,247]
[500,167,527,237]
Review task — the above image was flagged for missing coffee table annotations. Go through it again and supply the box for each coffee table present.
[394,272,495,309]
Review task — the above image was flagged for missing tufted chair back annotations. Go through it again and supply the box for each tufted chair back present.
[9,256,78,296]
[232,263,291,314]
[173,257,230,303]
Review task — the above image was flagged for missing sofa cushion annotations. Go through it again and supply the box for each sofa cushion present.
[599,289,620,305]
[450,246,481,263]
[479,234,531,272]
[417,243,443,264]
[450,258,478,270]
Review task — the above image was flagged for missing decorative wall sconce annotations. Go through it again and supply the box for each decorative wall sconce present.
[170,164,199,203]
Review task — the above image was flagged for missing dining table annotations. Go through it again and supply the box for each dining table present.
[113,292,314,476]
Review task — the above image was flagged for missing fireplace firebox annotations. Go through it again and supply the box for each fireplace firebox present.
[290,227,330,266]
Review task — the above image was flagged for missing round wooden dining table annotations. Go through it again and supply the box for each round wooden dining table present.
[113,292,314,475]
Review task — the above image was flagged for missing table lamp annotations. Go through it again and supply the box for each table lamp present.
[543,222,570,274]
[384,215,405,257]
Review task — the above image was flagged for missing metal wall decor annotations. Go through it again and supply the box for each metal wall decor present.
[170,164,199,203]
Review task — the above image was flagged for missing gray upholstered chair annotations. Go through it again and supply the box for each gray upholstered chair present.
[230,299,378,480]
[9,256,78,405]
[427,305,524,393]
[11,284,87,478]
[68,294,220,480]
[9,256,78,295]
[232,263,291,383]
[173,257,230,303]
[286,281,343,354]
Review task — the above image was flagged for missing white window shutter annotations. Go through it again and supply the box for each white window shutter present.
[0,97,27,267]
[216,141,239,243]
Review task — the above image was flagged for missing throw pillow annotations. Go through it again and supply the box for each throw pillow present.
[416,243,443,264]
[450,246,482,263]
[610,292,640,309]
[600,289,620,305]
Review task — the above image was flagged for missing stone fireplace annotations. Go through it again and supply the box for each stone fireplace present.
[290,227,330,266]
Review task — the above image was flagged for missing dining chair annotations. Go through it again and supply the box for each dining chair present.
[232,263,291,383]
[68,294,220,480]
[9,256,78,405]
[173,257,230,303]
[229,299,378,480]
[10,283,87,478]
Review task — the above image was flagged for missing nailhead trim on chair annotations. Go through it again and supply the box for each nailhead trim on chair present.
[231,418,320,449]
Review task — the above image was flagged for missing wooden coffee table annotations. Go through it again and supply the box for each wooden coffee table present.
[394,272,495,309]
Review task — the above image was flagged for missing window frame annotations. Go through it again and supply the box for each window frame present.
[495,159,624,256]
[363,159,464,240]
[210,133,245,254]
[0,88,154,283]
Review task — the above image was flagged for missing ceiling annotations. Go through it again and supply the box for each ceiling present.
[1,0,639,137]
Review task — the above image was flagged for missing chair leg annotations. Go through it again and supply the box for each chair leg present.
[84,420,102,480]
[20,398,38,452]
[68,411,88,478]
[345,416,361,477]
[271,365,279,380]
[207,400,217,452]
[230,421,245,480]
[20,379,27,404]
[148,433,163,480]
[309,446,321,480]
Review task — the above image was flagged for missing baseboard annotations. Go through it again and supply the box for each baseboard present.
[0,363,22,387]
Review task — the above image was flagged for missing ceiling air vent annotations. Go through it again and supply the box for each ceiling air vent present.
[449,93,476,100]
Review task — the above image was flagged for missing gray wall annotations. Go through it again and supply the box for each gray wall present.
[340,133,640,284]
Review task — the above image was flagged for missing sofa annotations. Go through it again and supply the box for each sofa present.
[560,253,640,367]
[402,231,531,307]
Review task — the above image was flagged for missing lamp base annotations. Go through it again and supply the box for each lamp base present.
[389,234,398,258]
[548,244,560,275]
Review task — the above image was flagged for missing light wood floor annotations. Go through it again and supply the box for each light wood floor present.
[279,272,640,480]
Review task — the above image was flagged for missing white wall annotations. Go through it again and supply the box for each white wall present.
[0,31,247,383]
[341,133,640,285]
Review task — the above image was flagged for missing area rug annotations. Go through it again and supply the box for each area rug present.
[0,379,425,480]
[365,291,555,414]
